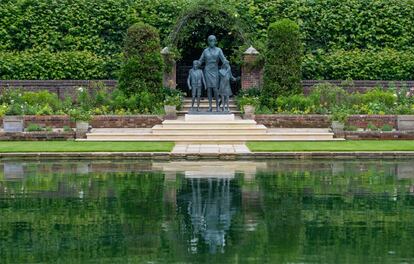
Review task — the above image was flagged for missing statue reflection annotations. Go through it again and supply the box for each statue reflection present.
[184,177,236,254]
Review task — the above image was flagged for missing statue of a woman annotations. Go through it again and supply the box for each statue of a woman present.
[198,35,227,112]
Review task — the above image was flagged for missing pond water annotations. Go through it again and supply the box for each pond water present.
[0,159,414,263]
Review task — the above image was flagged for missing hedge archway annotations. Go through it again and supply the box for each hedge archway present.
[167,0,251,92]
[168,1,251,62]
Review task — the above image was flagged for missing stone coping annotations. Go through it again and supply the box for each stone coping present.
[1,151,414,161]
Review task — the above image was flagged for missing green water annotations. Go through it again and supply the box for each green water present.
[0,159,414,264]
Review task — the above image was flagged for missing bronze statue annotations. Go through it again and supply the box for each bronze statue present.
[198,35,227,112]
[187,60,206,111]
[219,60,239,112]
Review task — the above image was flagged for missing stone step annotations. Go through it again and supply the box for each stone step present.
[182,104,237,108]
[161,120,258,126]
[178,111,242,115]
[84,133,336,142]
[152,126,268,135]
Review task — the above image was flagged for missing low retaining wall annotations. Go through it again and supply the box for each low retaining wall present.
[344,131,414,140]
[0,114,406,129]
[255,115,331,128]
[0,115,164,129]
[347,115,397,129]
[254,114,398,129]
[0,132,75,141]
[2,80,413,97]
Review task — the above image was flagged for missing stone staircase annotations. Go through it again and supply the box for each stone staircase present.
[83,114,338,143]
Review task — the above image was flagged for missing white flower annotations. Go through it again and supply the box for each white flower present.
[78,87,84,92]
[393,93,397,97]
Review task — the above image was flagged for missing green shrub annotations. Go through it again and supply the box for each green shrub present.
[237,95,260,110]
[63,126,73,132]
[26,123,48,132]
[362,88,396,108]
[309,82,349,110]
[263,19,302,103]
[68,108,92,122]
[345,125,358,132]
[381,124,393,132]
[275,94,314,114]
[118,23,163,98]
[367,122,379,131]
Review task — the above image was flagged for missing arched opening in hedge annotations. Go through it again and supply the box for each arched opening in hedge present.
[167,1,251,94]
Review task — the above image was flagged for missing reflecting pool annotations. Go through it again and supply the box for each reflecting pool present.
[1,159,414,263]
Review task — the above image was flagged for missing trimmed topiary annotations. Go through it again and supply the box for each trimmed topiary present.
[118,23,163,99]
[262,19,302,105]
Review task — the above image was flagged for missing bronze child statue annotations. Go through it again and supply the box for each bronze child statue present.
[187,60,206,111]
[219,60,239,112]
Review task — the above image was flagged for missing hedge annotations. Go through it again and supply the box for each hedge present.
[118,23,163,98]
[303,49,414,80]
[1,0,414,80]
[263,19,302,100]
[0,50,118,79]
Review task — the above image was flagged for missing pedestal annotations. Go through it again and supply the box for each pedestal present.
[185,113,235,122]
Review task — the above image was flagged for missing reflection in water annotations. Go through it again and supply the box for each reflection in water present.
[182,178,235,254]
[0,159,414,263]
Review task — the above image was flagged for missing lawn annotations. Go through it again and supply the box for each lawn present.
[247,140,414,152]
[0,141,174,153]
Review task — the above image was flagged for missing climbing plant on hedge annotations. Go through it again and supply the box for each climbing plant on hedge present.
[263,19,302,105]
[118,22,163,102]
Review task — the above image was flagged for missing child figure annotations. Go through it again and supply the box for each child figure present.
[219,60,239,112]
[187,60,207,111]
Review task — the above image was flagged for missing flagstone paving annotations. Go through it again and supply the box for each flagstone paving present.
[172,144,251,154]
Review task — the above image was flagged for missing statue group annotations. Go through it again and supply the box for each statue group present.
[187,35,239,112]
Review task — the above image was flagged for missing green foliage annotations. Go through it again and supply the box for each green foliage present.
[68,108,92,122]
[237,95,260,109]
[0,50,112,79]
[263,19,302,105]
[164,94,183,107]
[331,108,350,123]
[118,23,163,100]
[304,49,414,80]
[309,82,348,110]
[381,124,393,132]
[252,82,414,115]
[367,122,379,131]
[1,0,414,80]
[26,123,52,132]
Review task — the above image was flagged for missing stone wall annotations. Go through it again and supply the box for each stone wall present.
[0,115,164,129]
[0,80,116,100]
[255,114,398,129]
[0,114,401,129]
[344,131,414,140]
[255,115,331,128]
[0,132,75,141]
[347,115,397,129]
[2,79,413,97]
[90,115,163,128]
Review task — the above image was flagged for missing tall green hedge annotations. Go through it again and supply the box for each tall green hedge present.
[263,19,302,101]
[1,0,414,80]
[118,23,163,97]
[0,50,116,79]
[303,48,414,80]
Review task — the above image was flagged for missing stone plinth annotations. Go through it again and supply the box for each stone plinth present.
[3,116,24,132]
[398,115,414,131]
[185,113,235,122]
